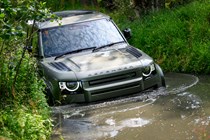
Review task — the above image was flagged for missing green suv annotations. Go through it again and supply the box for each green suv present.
[32,10,165,105]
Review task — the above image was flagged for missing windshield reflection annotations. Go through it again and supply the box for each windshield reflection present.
[41,19,124,57]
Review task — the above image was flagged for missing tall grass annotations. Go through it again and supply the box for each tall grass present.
[112,0,210,73]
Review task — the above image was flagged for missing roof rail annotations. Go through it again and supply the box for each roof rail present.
[54,10,96,18]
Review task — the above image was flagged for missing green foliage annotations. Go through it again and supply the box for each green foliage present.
[42,0,100,11]
[0,107,52,140]
[112,0,210,74]
[112,0,135,18]
[0,42,52,139]
[0,0,52,40]
[165,0,194,8]
[0,0,53,139]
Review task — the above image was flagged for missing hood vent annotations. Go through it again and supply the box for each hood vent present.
[126,47,142,58]
[49,62,71,71]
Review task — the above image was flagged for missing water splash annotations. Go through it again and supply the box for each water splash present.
[51,73,201,140]
[52,73,199,116]
[166,73,199,95]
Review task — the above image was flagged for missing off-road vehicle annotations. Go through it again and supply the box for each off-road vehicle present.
[31,10,165,105]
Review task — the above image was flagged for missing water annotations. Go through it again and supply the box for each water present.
[51,73,210,140]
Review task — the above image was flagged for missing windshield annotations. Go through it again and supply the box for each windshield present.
[41,19,124,57]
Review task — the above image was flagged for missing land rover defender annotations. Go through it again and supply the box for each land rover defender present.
[31,10,165,105]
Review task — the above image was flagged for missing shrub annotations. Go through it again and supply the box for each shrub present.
[0,0,53,139]
[0,42,52,139]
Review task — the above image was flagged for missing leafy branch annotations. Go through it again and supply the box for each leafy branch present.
[0,0,54,97]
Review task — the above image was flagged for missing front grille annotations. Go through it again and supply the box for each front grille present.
[88,72,136,86]
[91,82,140,95]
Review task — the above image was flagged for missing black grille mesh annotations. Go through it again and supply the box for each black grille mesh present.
[89,72,136,86]
[126,47,142,58]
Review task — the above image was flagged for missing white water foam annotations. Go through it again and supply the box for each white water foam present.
[52,73,199,117]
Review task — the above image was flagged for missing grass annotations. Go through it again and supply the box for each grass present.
[111,0,210,74]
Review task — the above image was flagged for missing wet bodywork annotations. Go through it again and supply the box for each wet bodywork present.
[40,44,164,103]
[33,10,165,104]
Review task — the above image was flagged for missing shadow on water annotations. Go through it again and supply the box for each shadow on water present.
[51,73,210,140]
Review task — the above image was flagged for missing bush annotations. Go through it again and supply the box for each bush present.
[0,0,53,139]
[0,107,52,140]
[0,42,52,139]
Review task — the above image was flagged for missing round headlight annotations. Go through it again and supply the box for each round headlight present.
[142,65,152,77]
[65,82,80,91]
[142,63,155,77]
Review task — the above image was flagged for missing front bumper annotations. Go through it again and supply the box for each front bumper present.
[61,69,161,103]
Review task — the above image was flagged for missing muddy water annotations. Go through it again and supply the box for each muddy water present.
[51,73,210,140]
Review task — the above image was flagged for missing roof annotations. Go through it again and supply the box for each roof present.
[36,10,110,29]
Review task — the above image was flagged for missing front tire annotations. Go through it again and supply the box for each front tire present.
[161,76,166,87]
[45,87,55,106]
[155,63,166,88]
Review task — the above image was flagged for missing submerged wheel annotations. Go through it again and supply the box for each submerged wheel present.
[153,76,166,90]
[161,76,166,87]
[154,63,166,88]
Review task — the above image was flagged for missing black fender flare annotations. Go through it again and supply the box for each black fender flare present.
[155,63,166,87]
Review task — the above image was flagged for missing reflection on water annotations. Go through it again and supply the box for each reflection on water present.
[51,73,210,140]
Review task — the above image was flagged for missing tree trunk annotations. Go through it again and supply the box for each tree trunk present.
[151,0,155,12]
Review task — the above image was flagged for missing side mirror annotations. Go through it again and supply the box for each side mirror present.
[25,46,42,58]
[123,28,132,40]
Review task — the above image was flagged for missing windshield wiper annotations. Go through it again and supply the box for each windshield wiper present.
[55,47,96,60]
[93,41,125,52]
